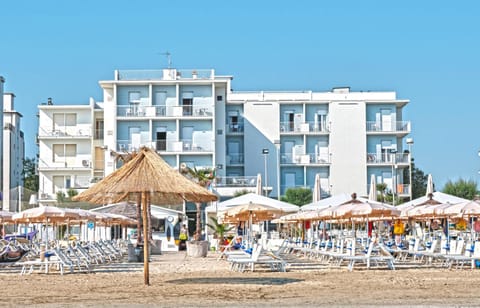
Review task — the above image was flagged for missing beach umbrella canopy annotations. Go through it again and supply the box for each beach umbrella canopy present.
[436,200,480,217]
[0,210,14,223]
[73,147,218,286]
[217,193,298,213]
[12,206,80,223]
[397,191,469,217]
[317,194,400,220]
[301,193,353,211]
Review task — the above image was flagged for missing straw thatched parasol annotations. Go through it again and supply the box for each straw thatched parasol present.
[73,147,218,285]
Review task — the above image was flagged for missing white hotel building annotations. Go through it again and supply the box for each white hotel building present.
[37,68,412,208]
[0,76,26,213]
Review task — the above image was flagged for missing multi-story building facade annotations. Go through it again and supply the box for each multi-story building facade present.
[2,93,25,212]
[37,98,101,204]
[36,68,411,208]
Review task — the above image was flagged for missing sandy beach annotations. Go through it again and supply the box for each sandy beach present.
[2,251,480,307]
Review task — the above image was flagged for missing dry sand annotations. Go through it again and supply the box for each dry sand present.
[2,251,480,307]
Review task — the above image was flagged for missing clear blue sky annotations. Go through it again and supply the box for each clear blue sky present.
[1,1,479,190]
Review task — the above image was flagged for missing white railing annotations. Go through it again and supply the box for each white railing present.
[215,176,257,187]
[280,153,331,164]
[280,121,330,133]
[38,126,92,137]
[366,152,410,164]
[366,121,411,133]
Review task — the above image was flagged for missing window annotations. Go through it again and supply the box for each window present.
[217,95,223,101]
[95,119,104,140]
[53,175,72,192]
[53,113,77,135]
[53,144,77,163]
[128,91,141,103]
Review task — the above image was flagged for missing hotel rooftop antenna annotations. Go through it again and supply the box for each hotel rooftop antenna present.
[160,51,172,68]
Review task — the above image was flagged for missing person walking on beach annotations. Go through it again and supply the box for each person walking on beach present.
[179,224,188,251]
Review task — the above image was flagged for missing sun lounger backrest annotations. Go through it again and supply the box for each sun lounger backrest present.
[455,239,464,255]
[472,242,480,258]
[448,240,457,256]
[440,239,448,255]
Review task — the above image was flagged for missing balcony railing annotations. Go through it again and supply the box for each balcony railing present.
[38,157,93,169]
[226,153,244,165]
[117,69,214,81]
[38,126,92,138]
[225,122,244,133]
[280,121,330,133]
[215,176,258,187]
[366,121,411,133]
[368,183,410,197]
[281,153,331,164]
[117,105,213,118]
[366,153,410,164]
[116,139,213,153]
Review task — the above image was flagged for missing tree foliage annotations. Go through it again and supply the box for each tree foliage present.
[23,157,39,192]
[403,160,429,199]
[442,179,478,200]
[180,165,215,241]
[206,217,233,239]
[281,187,312,206]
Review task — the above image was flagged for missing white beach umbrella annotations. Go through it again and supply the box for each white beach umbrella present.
[368,174,377,202]
[256,173,262,195]
[425,174,434,197]
[313,173,322,202]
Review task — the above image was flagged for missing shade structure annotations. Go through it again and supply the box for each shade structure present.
[12,206,80,223]
[436,200,480,217]
[216,193,298,213]
[368,174,377,202]
[397,191,469,217]
[0,210,14,223]
[73,147,218,286]
[312,173,322,202]
[317,196,400,220]
[301,193,353,211]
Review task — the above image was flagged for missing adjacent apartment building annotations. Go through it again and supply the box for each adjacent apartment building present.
[1,77,26,212]
[36,68,412,208]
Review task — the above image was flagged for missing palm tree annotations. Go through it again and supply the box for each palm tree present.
[206,217,233,240]
[181,165,216,241]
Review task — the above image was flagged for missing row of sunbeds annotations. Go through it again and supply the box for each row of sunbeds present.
[7,239,127,275]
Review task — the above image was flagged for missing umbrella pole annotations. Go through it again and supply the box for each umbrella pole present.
[142,192,150,286]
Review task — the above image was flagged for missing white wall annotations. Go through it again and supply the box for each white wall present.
[329,101,367,196]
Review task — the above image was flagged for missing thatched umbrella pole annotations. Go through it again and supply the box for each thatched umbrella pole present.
[136,194,142,242]
[147,194,152,242]
[142,191,150,286]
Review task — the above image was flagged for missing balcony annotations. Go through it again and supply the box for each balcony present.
[225,122,244,134]
[366,121,411,135]
[117,105,213,118]
[38,157,93,170]
[280,121,330,134]
[38,126,92,138]
[226,153,244,165]
[281,153,331,165]
[367,183,410,198]
[214,176,258,197]
[366,152,410,165]
[116,139,213,153]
